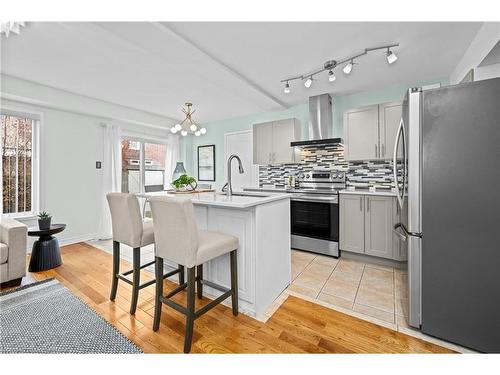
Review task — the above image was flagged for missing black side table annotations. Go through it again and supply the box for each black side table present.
[28,224,66,272]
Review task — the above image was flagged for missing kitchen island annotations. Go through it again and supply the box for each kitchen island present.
[139,191,291,320]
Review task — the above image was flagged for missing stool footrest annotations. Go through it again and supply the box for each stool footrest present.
[122,260,156,276]
[200,279,230,293]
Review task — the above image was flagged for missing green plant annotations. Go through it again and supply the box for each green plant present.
[172,174,197,190]
[37,211,52,219]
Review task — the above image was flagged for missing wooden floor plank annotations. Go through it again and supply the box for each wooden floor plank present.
[1,243,455,354]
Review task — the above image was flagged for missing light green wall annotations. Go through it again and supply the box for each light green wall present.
[180,77,448,187]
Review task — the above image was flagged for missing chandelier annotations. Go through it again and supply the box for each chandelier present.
[0,22,25,38]
[170,102,207,137]
[281,43,399,94]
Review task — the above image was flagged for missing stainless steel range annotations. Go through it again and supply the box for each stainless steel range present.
[290,170,346,257]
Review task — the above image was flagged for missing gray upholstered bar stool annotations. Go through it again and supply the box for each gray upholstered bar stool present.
[106,193,184,314]
[149,196,239,353]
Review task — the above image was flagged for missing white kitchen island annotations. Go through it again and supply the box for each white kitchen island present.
[140,191,291,321]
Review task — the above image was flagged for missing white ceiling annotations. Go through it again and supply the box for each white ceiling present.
[1,22,483,123]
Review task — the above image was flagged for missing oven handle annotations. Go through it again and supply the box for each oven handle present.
[291,197,338,204]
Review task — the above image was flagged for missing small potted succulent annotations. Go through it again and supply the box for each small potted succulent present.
[38,211,52,230]
[171,174,198,192]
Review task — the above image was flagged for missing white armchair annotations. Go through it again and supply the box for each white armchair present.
[0,218,28,287]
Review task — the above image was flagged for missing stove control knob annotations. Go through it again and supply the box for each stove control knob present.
[299,174,304,179]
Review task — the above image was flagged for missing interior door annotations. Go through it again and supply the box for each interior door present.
[224,130,258,190]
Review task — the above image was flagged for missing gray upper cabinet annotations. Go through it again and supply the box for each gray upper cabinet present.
[379,102,403,159]
[344,105,379,161]
[253,122,274,165]
[339,194,365,254]
[344,101,403,161]
[252,118,300,165]
[364,196,393,259]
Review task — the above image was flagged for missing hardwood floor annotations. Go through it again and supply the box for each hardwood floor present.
[9,242,454,353]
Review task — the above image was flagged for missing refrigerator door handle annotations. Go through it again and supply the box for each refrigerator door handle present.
[393,118,404,208]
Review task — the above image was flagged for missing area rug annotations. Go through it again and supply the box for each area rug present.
[0,278,142,353]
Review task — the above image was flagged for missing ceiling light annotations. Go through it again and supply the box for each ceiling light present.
[200,127,207,134]
[174,123,182,131]
[304,77,313,88]
[386,49,398,64]
[195,131,201,136]
[170,127,177,134]
[284,82,290,94]
[181,130,188,136]
[190,124,198,132]
[328,70,336,82]
[343,61,353,75]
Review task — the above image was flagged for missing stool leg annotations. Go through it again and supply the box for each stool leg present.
[230,250,239,316]
[153,256,163,331]
[184,267,196,353]
[110,241,120,301]
[196,264,203,299]
[179,265,185,285]
[130,247,141,315]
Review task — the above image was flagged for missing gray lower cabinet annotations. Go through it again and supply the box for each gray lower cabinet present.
[340,193,403,261]
[364,196,393,259]
[339,194,365,254]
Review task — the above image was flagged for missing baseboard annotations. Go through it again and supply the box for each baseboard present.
[341,250,407,270]
[26,233,97,254]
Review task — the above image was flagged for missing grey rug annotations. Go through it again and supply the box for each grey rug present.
[0,278,142,353]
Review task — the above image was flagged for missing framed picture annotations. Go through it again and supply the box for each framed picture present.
[197,145,215,181]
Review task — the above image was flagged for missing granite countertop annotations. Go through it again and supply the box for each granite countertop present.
[137,191,290,209]
[339,189,396,197]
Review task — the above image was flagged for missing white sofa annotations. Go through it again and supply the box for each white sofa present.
[0,218,28,287]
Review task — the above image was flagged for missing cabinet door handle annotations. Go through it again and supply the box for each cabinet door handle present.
[382,144,385,157]
[366,197,370,212]
[375,144,378,158]
[360,197,363,211]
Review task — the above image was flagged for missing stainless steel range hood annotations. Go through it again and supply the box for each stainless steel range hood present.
[291,93,342,147]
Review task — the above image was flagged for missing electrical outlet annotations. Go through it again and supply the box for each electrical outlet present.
[96,161,102,169]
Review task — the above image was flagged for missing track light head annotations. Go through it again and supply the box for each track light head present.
[328,70,336,82]
[304,77,313,88]
[343,61,353,75]
[284,82,290,94]
[386,49,398,64]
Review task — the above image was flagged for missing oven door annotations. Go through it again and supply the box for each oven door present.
[290,199,338,242]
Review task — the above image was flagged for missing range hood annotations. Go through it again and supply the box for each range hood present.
[290,93,343,147]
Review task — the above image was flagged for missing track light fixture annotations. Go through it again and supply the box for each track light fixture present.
[343,61,353,75]
[304,77,313,88]
[386,48,398,64]
[280,43,399,92]
[284,81,290,94]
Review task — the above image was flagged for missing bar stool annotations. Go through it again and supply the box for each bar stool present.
[149,196,238,353]
[106,193,184,314]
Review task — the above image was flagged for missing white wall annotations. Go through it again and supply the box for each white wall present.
[450,22,500,84]
[1,75,173,248]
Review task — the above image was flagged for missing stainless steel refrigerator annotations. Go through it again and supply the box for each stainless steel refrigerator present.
[393,78,500,353]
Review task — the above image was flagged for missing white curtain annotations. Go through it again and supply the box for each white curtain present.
[164,133,180,188]
[97,123,122,240]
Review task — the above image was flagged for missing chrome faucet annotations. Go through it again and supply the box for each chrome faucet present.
[223,154,245,196]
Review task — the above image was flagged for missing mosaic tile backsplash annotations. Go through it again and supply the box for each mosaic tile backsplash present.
[258,144,395,189]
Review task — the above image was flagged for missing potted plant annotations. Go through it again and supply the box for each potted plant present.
[171,174,198,192]
[38,211,52,230]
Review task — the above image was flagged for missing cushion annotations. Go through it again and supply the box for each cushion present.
[140,221,155,247]
[195,230,238,266]
[0,242,8,264]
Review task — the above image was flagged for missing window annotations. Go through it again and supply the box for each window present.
[1,113,39,216]
[121,138,167,194]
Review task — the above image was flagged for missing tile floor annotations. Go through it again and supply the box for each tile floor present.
[288,249,409,325]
